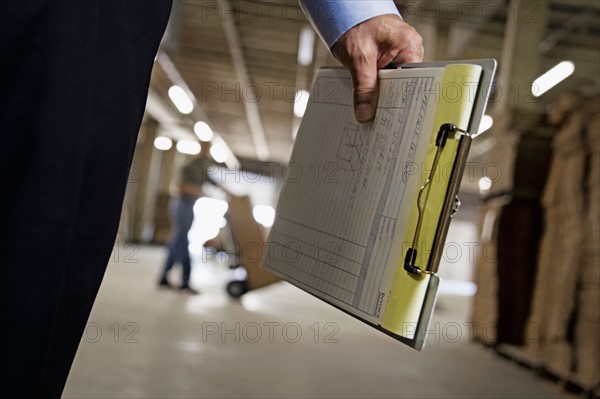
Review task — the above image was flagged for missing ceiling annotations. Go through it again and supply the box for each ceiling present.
[147,0,600,164]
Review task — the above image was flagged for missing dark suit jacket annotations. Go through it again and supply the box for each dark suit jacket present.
[0,2,172,397]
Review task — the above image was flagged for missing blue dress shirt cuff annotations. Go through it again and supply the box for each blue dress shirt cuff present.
[299,1,401,48]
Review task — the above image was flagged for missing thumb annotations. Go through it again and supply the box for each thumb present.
[350,59,379,123]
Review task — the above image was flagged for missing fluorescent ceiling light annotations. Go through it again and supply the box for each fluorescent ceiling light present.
[478,176,492,194]
[194,121,214,142]
[294,89,310,118]
[154,136,173,151]
[176,140,201,155]
[298,26,315,66]
[438,280,477,296]
[478,115,493,134]
[168,85,194,114]
[532,61,575,97]
[210,143,228,163]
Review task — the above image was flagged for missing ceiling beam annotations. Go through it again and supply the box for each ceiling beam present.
[496,0,550,114]
[222,0,270,161]
[540,6,596,53]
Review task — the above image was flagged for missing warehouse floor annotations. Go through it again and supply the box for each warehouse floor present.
[63,245,565,399]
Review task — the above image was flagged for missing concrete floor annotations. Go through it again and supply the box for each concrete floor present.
[63,245,564,398]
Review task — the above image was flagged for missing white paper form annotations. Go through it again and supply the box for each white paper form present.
[263,67,445,324]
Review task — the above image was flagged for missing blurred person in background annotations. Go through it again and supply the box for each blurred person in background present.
[1,1,422,397]
[158,143,226,294]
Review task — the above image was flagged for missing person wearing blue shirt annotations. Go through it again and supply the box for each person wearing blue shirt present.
[0,1,423,397]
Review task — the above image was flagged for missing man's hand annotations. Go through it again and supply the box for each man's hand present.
[331,15,424,123]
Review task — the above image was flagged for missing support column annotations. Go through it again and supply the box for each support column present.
[151,144,178,245]
[497,0,550,117]
[129,118,159,242]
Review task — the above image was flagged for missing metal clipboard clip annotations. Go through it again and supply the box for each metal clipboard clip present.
[404,123,471,276]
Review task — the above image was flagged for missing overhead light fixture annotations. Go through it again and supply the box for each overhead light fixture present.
[478,115,494,134]
[532,61,575,97]
[210,143,228,163]
[168,85,194,114]
[153,136,173,151]
[294,89,310,118]
[194,121,214,142]
[176,140,201,155]
[298,25,315,66]
[478,176,492,195]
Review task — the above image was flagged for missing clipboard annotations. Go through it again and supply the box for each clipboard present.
[381,59,496,350]
[262,59,497,350]
[400,59,497,274]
